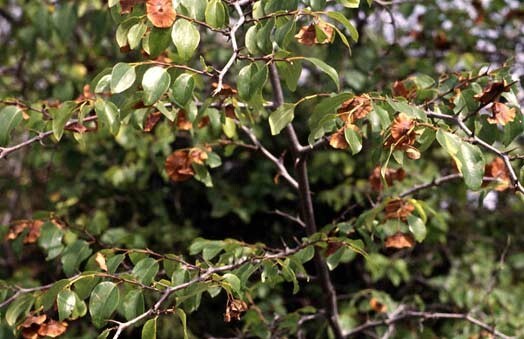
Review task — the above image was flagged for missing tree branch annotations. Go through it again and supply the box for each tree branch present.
[212,2,245,96]
[345,308,515,339]
[268,62,344,339]
[399,174,499,197]
[111,243,312,338]
[0,115,98,160]
[239,124,299,190]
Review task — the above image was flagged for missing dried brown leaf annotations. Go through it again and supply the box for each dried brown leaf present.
[146,0,176,28]
[385,232,415,249]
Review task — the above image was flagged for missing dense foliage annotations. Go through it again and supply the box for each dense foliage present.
[1,0,523,338]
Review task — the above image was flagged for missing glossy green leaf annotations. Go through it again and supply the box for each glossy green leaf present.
[51,101,76,141]
[146,27,172,58]
[269,103,296,135]
[222,273,241,293]
[276,60,302,92]
[61,240,93,277]
[175,309,188,339]
[237,63,268,102]
[0,106,23,146]
[344,126,362,155]
[142,66,171,105]
[407,215,427,242]
[327,11,359,42]
[38,221,64,260]
[89,282,120,328]
[142,317,157,339]
[172,19,200,60]
[304,57,339,90]
[128,21,147,50]
[57,289,76,321]
[111,63,136,94]
[172,73,195,108]
[338,0,360,7]
[436,130,485,189]
[205,0,226,28]
[5,294,34,327]
[95,98,120,135]
[132,257,160,285]
[122,289,145,321]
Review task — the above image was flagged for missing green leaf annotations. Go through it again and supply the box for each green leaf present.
[222,273,241,293]
[95,98,120,135]
[38,279,69,311]
[436,130,485,189]
[327,12,359,42]
[132,258,160,285]
[142,66,171,105]
[338,0,360,7]
[0,106,23,146]
[6,294,34,327]
[245,26,261,55]
[111,63,136,94]
[175,309,188,339]
[304,57,339,90]
[128,21,147,50]
[344,126,362,155]
[122,289,145,321]
[276,60,302,92]
[61,240,93,277]
[172,19,200,61]
[74,275,100,300]
[202,240,224,260]
[52,101,76,141]
[181,0,207,20]
[142,317,157,339]
[146,27,172,58]
[38,221,64,260]
[89,282,120,328]
[172,73,195,108]
[407,215,427,242]
[205,0,226,28]
[106,254,125,274]
[57,289,76,321]
[237,63,268,102]
[269,103,296,135]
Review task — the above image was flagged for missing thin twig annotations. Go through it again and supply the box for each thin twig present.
[239,124,299,190]
[213,2,245,96]
[345,309,515,339]
[0,115,98,160]
[399,174,499,197]
[272,209,306,228]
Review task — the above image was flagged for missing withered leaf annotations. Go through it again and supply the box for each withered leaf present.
[385,232,415,249]
[329,128,349,150]
[37,320,68,338]
[474,81,509,105]
[224,299,248,323]
[369,298,387,313]
[95,252,108,272]
[385,198,415,221]
[485,157,511,191]
[369,166,406,192]
[144,111,162,132]
[6,220,44,244]
[487,102,516,126]
[146,0,176,28]
[176,110,193,130]
[165,150,195,182]
[295,21,334,46]
[337,94,372,124]
[19,314,47,329]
